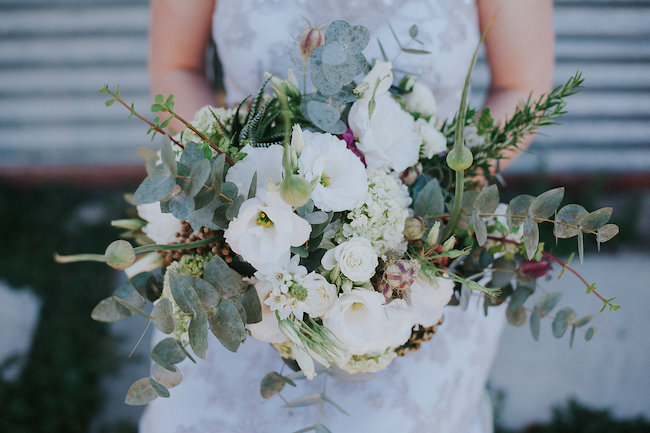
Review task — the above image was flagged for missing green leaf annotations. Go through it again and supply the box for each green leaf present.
[579,207,613,231]
[189,276,221,309]
[133,170,176,204]
[149,378,170,398]
[305,99,346,134]
[534,292,562,317]
[208,299,246,352]
[160,140,177,177]
[413,178,445,218]
[585,326,595,341]
[210,154,226,193]
[322,41,347,65]
[597,224,619,244]
[221,182,239,200]
[474,184,499,214]
[169,193,195,220]
[552,307,575,338]
[577,230,584,264]
[113,296,151,319]
[203,256,242,298]
[321,395,350,415]
[152,363,182,389]
[154,94,164,104]
[555,204,588,238]
[574,315,593,328]
[91,297,130,322]
[506,306,526,327]
[471,209,487,246]
[168,271,202,314]
[529,187,564,219]
[284,393,323,408]
[151,337,185,371]
[490,257,516,289]
[401,47,431,54]
[569,324,576,348]
[125,378,158,405]
[509,195,534,227]
[241,285,262,324]
[151,298,175,334]
[315,425,333,433]
[409,24,418,38]
[508,284,534,313]
[180,142,205,166]
[225,195,245,221]
[189,309,208,359]
[183,158,211,198]
[105,99,115,107]
[530,307,541,340]
[304,211,329,225]
[522,216,539,259]
[260,372,286,399]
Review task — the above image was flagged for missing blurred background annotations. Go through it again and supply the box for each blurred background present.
[0,0,649,432]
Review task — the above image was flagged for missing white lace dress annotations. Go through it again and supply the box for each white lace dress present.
[140,1,507,432]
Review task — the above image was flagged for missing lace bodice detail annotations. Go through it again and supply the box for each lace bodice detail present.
[140,2,508,432]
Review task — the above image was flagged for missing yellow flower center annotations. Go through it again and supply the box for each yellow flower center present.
[351,302,363,311]
[256,211,273,227]
[320,173,331,187]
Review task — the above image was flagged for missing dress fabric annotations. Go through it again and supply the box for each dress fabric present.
[140,1,508,432]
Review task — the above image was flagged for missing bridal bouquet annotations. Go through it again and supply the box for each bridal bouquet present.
[58,20,619,413]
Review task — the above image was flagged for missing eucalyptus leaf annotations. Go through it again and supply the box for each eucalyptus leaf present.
[413,178,444,218]
[221,182,239,200]
[190,276,221,309]
[585,326,595,341]
[152,363,183,388]
[210,154,226,193]
[91,297,130,322]
[529,307,541,341]
[208,299,247,352]
[113,296,151,319]
[203,255,242,298]
[160,140,177,177]
[129,272,162,303]
[508,286,534,313]
[169,193,195,220]
[189,308,208,359]
[523,216,539,259]
[125,378,158,405]
[474,184,499,214]
[260,372,286,399]
[569,325,576,348]
[509,195,534,227]
[322,41,346,65]
[180,142,204,166]
[151,298,175,334]
[225,195,246,221]
[168,271,202,314]
[241,285,262,324]
[133,171,176,205]
[315,425,333,433]
[529,187,564,219]
[578,207,613,231]
[506,306,526,327]
[188,197,225,231]
[534,292,562,317]
[193,189,216,211]
[151,337,186,367]
[577,230,584,264]
[305,100,346,134]
[552,309,569,338]
[229,296,248,324]
[554,204,588,238]
[459,284,470,311]
[597,224,619,245]
[183,158,211,198]
[305,211,329,225]
[321,395,350,415]
[574,315,593,328]
[149,378,170,398]
[284,393,323,408]
[248,172,258,199]
[471,209,487,246]
[490,257,516,289]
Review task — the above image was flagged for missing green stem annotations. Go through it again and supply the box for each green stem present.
[54,253,106,264]
[133,236,220,254]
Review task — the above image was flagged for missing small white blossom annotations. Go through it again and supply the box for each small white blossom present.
[403,81,437,117]
[136,202,182,245]
[180,105,235,145]
[415,118,448,158]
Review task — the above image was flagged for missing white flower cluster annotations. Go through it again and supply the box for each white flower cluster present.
[180,105,235,145]
[337,168,412,259]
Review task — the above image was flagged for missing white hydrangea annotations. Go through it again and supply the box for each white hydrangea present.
[180,105,235,145]
[337,168,411,259]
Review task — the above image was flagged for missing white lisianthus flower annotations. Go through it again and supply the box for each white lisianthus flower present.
[298,130,367,212]
[322,288,388,355]
[415,118,448,158]
[301,272,338,319]
[225,144,284,196]
[224,192,311,271]
[246,278,287,344]
[383,298,418,348]
[291,342,316,380]
[348,93,420,173]
[322,238,378,283]
[357,60,393,99]
[136,202,182,244]
[406,274,454,327]
[403,81,437,117]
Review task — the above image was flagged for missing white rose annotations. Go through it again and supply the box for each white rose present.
[225,144,284,196]
[247,279,287,344]
[406,274,454,327]
[322,238,378,282]
[415,118,448,158]
[224,192,311,271]
[403,81,437,117]
[322,288,388,355]
[301,272,338,318]
[348,93,420,173]
[136,202,183,244]
[383,298,418,348]
[357,60,393,99]
[298,130,368,212]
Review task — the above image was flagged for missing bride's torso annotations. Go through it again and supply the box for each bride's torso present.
[140,2,508,432]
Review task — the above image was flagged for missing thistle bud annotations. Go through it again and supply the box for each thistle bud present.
[446,146,473,171]
[520,257,552,279]
[442,235,456,252]
[426,221,441,246]
[299,26,324,60]
[104,240,136,270]
[403,216,426,240]
[291,124,305,156]
[400,163,422,186]
[383,260,421,295]
[280,174,312,208]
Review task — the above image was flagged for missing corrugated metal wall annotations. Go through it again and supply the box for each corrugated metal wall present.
[1,0,649,174]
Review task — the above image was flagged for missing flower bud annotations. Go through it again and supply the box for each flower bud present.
[104,240,136,270]
[446,146,473,171]
[383,260,420,292]
[403,216,426,240]
[426,221,441,246]
[520,257,552,279]
[290,124,305,156]
[400,163,422,186]
[280,174,312,208]
[299,26,324,60]
[278,319,303,347]
[442,235,456,252]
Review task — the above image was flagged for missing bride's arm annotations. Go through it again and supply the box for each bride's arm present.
[477,0,555,170]
[149,0,217,132]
